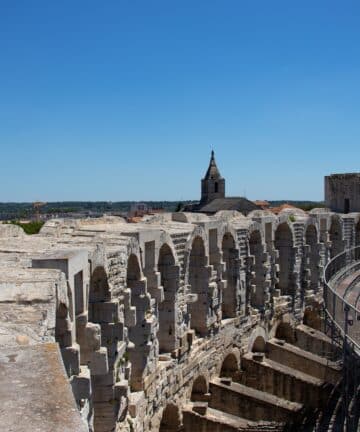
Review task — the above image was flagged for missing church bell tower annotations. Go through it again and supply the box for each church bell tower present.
[200,151,225,204]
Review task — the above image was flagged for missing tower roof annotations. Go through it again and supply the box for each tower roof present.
[204,150,223,180]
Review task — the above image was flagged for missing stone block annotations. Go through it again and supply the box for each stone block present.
[71,366,91,400]
[114,380,129,401]
[89,347,109,375]
[61,344,80,376]
[90,300,120,324]
[192,402,208,415]
[92,371,116,387]
[93,384,114,402]
[124,306,136,328]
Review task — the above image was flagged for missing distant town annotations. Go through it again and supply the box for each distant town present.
[0,200,325,221]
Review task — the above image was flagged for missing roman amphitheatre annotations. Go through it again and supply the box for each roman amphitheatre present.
[0,154,359,431]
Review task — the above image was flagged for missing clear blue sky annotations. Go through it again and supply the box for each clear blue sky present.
[1,1,360,202]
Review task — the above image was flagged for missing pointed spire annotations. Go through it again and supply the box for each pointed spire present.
[204,150,222,180]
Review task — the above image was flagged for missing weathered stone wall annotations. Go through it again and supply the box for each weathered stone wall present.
[0,208,359,431]
[325,173,360,213]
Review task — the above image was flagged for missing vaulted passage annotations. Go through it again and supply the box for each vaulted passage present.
[249,230,267,310]
[274,223,295,297]
[160,404,182,432]
[222,233,239,319]
[88,266,116,432]
[127,254,141,284]
[191,375,208,402]
[252,335,266,353]
[127,254,153,391]
[158,244,179,353]
[329,219,344,258]
[189,236,210,336]
[220,353,239,380]
[305,225,320,293]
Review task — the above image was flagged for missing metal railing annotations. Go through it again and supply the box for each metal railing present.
[324,246,360,431]
[324,246,360,351]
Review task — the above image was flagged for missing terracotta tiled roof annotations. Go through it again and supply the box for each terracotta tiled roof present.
[254,200,270,207]
[269,203,305,215]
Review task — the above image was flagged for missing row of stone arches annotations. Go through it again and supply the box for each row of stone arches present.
[153,312,323,432]
[76,216,358,429]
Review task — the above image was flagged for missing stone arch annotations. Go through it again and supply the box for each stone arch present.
[55,302,71,349]
[127,254,141,285]
[191,375,209,402]
[89,266,110,306]
[275,321,296,343]
[87,265,117,432]
[252,335,266,353]
[274,222,296,297]
[184,226,209,285]
[159,403,182,432]
[248,326,267,353]
[126,253,154,391]
[248,229,267,310]
[305,224,320,293]
[329,217,344,258]
[158,243,179,353]
[222,232,239,319]
[189,236,210,336]
[220,353,240,380]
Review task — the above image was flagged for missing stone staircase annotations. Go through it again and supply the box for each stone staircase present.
[342,217,355,249]
[182,324,342,431]
[170,232,189,281]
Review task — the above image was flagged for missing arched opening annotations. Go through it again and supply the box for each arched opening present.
[329,219,344,258]
[220,353,239,380]
[274,223,295,297]
[356,220,360,246]
[89,266,110,310]
[191,375,208,402]
[249,230,267,310]
[88,266,116,432]
[303,307,322,331]
[159,404,182,432]
[275,322,295,344]
[252,335,266,353]
[214,182,219,193]
[55,302,71,349]
[305,225,320,293]
[222,233,239,319]
[189,236,210,336]
[126,254,153,392]
[127,254,141,286]
[158,244,179,353]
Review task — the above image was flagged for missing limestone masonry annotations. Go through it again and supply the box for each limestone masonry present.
[325,173,360,213]
[1,159,360,431]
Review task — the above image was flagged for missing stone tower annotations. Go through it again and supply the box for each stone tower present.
[201,151,225,204]
[325,173,360,213]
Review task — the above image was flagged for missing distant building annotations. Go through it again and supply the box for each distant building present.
[325,173,360,213]
[254,200,270,210]
[129,202,148,217]
[184,151,259,215]
[128,202,164,222]
[269,203,306,215]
